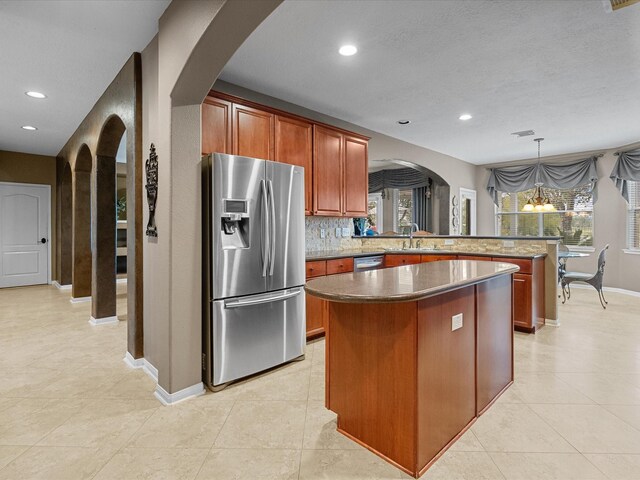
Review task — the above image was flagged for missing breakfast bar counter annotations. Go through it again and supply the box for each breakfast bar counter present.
[305,260,519,478]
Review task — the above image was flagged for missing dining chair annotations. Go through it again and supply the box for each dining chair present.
[561,244,609,309]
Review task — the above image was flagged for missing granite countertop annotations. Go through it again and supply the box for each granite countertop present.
[305,249,546,261]
[305,260,520,303]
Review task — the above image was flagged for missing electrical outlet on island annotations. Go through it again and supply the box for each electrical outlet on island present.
[451,313,463,331]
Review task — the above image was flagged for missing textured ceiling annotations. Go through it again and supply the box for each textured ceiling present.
[220,0,640,165]
[0,0,170,156]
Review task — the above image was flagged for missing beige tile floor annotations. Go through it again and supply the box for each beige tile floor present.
[1,284,639,479]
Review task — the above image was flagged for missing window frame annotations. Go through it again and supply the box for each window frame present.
[367,192,384,233]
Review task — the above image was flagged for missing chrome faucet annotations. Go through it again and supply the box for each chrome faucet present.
[409,223,419,248]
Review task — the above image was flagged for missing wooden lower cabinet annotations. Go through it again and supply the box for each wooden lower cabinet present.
[306,292,327,339]
[305,258,354,339]
[494,256,544,333]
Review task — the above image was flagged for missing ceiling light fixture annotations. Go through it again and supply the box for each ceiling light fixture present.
[339,45,358,56]
[25,91,46,99]
[21,125,37,131]
[459,114,472,121]
[397,120,411,125]
[522,138,556,212]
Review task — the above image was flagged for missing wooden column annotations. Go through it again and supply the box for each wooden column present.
[90,155,116,323]
[71,171,91,299]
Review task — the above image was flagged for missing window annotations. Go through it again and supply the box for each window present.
[628,180,640,250]
[496,185,594,246]
[396,189,413,233]
[367,193,383,233]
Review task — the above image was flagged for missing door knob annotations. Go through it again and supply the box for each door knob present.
[40,238,47,244]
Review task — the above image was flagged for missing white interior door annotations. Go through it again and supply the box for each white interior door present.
[0,182,50,288]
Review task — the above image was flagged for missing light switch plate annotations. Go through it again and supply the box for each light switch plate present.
[503,240,515,247]
[320,228,326,239]
[335,227,341,237]
[342,227,350,237]
[444,239,455,246]
[452,313,463,331]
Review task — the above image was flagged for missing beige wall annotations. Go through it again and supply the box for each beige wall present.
[475,144,640,291]
[0,150,57,282]
[214,80,477,234]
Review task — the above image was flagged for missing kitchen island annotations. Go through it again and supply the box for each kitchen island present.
[305,260,519,478]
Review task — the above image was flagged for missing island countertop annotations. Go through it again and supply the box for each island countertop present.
[305,259,520,303]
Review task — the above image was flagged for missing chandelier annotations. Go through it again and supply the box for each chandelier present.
[522,138,556,212]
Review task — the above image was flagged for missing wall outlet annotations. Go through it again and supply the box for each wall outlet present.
[335,227,341,237]
[503,240,515,248]
[444,239,455,246]
[341,227,350,237]
[452,313,463,331]
[320,228,326,239]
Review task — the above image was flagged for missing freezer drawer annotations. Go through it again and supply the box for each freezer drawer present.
[211,287,305,386]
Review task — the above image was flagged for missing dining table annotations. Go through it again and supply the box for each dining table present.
[558,250,590,283]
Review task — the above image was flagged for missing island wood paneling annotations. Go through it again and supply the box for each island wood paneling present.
[416,286,476,469]
[476,275,514,413]
[327,301,418,472]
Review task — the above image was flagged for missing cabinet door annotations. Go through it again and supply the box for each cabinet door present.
[513,273,533,332]
[343,135,368,217]
[275,115,313,215]
[232,104,274,160]
[385,254,422,267]
[202,97,232,155]
[313,125,343,216]
[306,292,327,338]
[306,260,327,279]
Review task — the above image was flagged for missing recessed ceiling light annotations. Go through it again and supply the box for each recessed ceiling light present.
[25,91,46,99]
[459,114,472,121]
[21,125,37,131]
[397,120,411,125]
[339,45,358,56]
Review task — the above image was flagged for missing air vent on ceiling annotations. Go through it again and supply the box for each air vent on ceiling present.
[511,130,535,137]
[605,0,639,11]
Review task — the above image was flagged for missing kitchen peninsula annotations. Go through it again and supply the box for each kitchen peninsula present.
[306,260,519,478]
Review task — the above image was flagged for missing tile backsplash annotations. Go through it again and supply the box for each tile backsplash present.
[305,217,361,253]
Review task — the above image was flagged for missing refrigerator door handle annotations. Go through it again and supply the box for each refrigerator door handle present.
[260,179,269,277]
[267,179,276,276]
[224,288,301,309]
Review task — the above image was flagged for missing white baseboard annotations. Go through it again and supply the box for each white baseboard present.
[89,315,119,326]
[116,278,127,284]
[123,353,158,383]
[546,318,560,327]
[154,382,204,406]
[70,296,91,304]
[52,281,72,291]
[568,284,640,298]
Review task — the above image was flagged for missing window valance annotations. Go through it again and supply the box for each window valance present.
[486,156,599,206]
[368,168,430,193]
[610,148,640,203]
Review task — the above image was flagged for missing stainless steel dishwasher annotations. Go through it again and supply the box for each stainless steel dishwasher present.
[353,255,385,272]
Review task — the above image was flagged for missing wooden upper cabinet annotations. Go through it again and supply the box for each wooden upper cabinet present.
[313,125,344,216]
[343,135,368,217]
[232,104,274,160]
[202,97,232,155]
[275,115,313,215]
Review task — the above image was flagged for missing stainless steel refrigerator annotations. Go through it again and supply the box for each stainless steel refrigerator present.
[202,153,306,390]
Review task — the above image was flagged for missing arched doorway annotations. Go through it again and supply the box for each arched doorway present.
[58,161,73,287]
[90,115,126,325]
[71,145,92,301]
